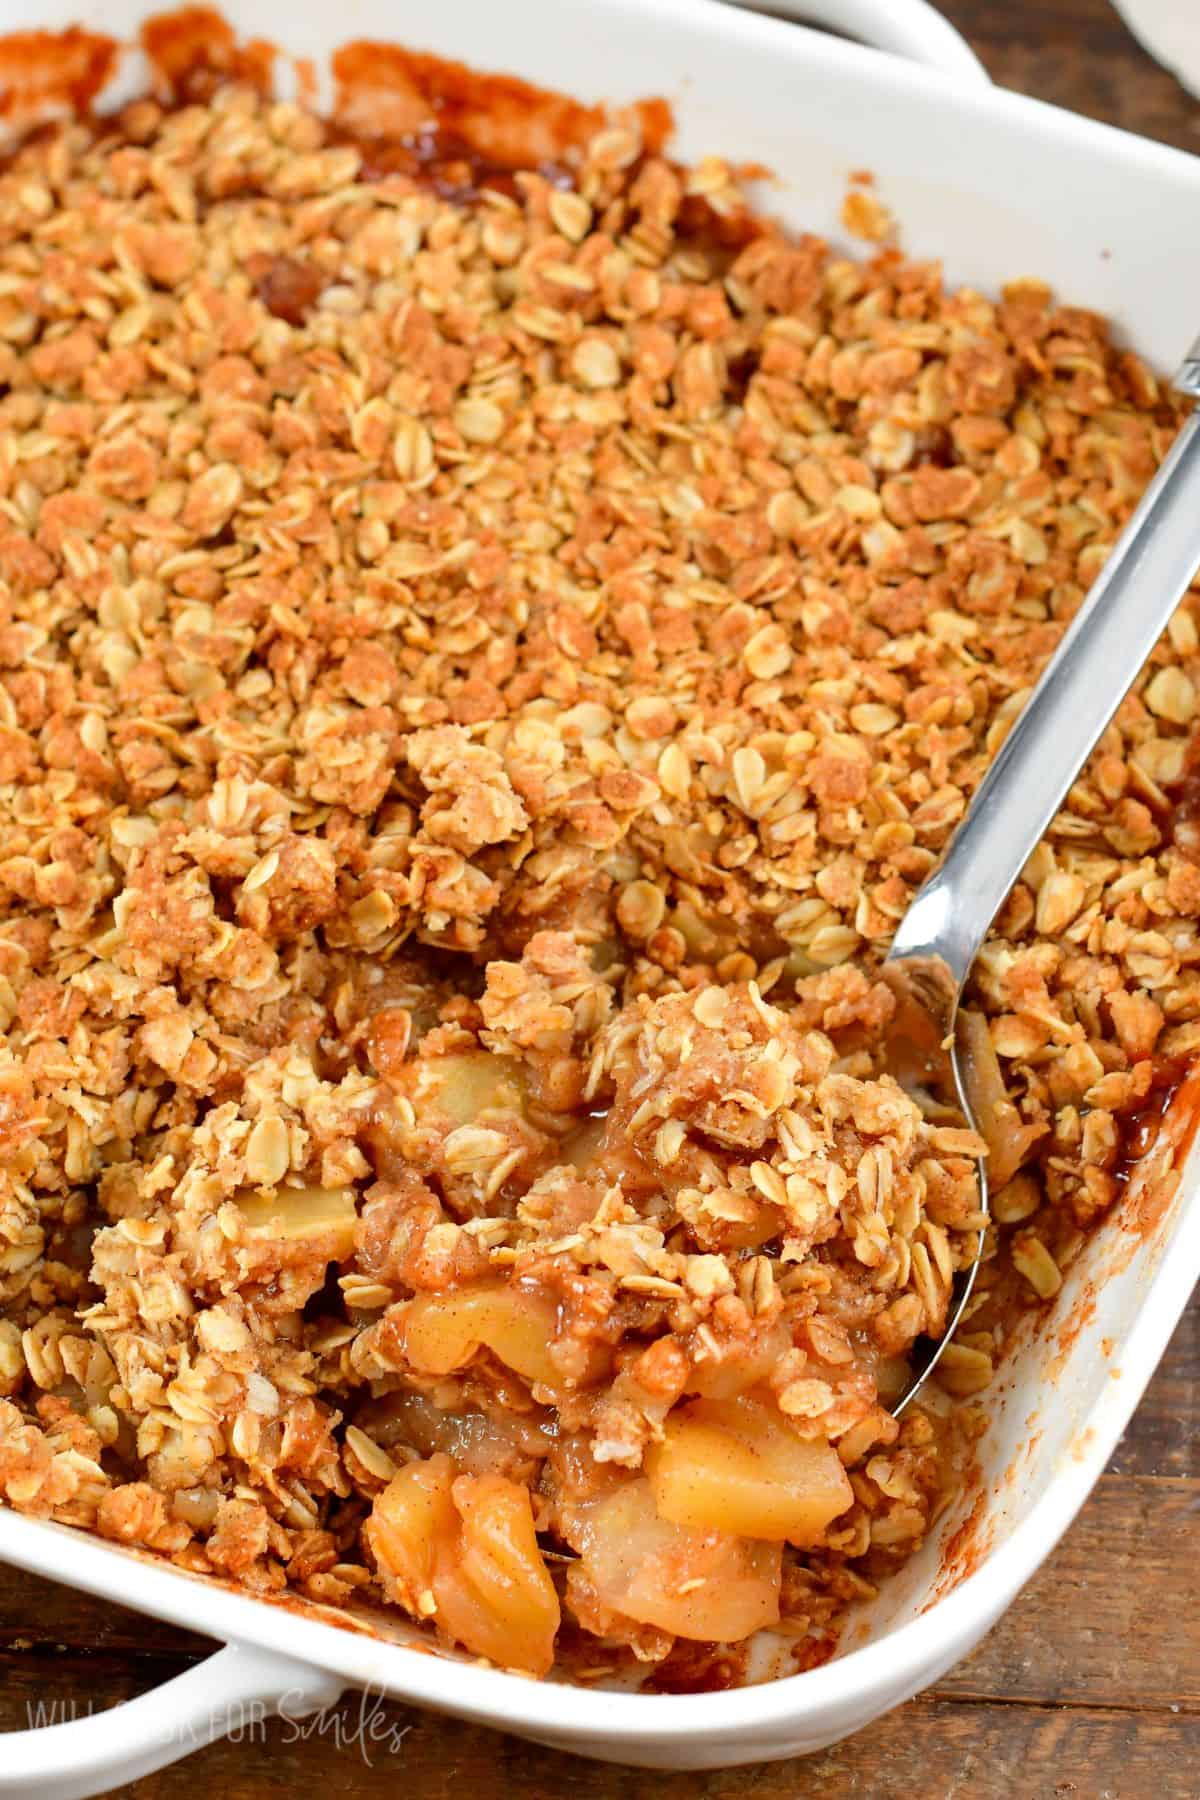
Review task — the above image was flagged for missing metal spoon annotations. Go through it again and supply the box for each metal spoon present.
[887,333,1200,1413]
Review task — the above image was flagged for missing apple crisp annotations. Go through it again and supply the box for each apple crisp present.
[0,73,1194,1685]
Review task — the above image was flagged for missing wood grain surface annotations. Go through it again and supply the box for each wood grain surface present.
[2,4,1198,1795]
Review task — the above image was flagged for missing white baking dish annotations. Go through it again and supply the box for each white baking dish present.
[2,1,1200,1791]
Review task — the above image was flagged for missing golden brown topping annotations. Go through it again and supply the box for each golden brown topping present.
[0,67,1189,1689]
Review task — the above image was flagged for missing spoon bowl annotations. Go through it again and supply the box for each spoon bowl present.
[879,955,989,1413]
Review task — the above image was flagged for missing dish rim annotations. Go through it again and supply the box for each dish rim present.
[0,0,1196,1749]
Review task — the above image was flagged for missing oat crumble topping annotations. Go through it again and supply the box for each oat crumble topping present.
[0,78,1193,1684]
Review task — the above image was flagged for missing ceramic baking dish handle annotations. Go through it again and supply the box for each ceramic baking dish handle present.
[0,1639,344,1800]
[720,0,991,84]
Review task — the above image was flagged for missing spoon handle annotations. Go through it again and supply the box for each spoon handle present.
[890,366,1200,992]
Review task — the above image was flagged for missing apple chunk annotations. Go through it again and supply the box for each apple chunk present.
[646,1395,852,1545]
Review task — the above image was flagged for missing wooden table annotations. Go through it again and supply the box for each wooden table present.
[2,4,1197,1794]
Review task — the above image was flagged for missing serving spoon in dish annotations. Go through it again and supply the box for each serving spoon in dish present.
[887,335,1200,1412]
